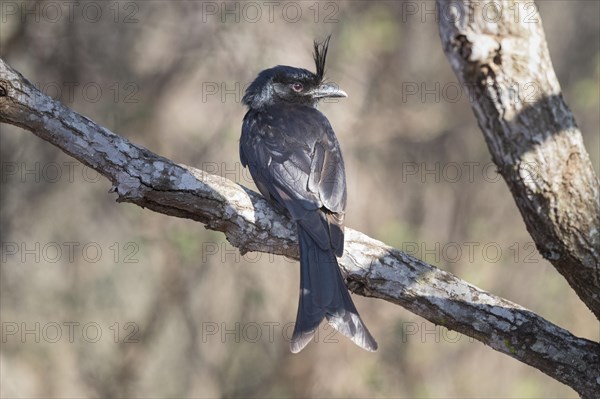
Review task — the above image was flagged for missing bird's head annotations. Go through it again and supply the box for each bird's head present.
[242,36,347,109]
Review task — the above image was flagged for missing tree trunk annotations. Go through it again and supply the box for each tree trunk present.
[437,0,600,323]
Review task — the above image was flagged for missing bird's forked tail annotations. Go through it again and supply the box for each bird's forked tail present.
[291,226,378,353]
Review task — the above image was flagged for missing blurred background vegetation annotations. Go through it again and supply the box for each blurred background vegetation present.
[1,1,598,397]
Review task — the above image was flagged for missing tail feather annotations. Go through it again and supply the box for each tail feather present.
[291,226,378,353]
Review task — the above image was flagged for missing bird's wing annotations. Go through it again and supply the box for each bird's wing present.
[241,106,347,254]
[306,139,346,255]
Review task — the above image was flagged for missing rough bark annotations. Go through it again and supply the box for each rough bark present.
[437,0,600,323]
[0,58,599,397]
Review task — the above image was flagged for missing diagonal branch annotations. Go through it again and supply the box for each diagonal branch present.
[437,0,600,321]
[1,59,598,397]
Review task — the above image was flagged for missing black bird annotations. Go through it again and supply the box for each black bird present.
[240,36,377,353]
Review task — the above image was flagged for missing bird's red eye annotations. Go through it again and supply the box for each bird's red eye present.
[292,83,303,92]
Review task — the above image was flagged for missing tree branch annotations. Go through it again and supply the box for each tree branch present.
[1,58,598,397]
[437,0,600,321]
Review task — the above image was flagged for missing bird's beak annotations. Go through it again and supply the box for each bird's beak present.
[312,82,348,99]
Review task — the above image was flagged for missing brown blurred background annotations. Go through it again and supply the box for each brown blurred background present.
[1,1,598,397]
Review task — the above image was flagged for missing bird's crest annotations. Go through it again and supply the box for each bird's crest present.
[313,35,332,82]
